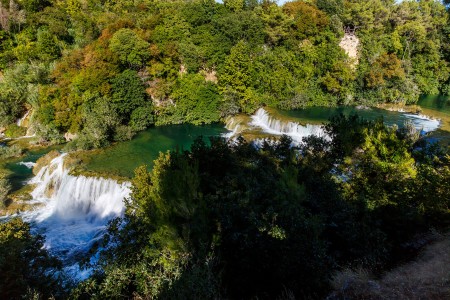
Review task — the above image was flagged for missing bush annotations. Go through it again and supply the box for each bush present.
[111,70,149,120]
[130,104,155,131]
[114,125,135,142]
[0,218,62,299]
[0,168,12,208]
[4,124,27,138]
[0,144,24,159]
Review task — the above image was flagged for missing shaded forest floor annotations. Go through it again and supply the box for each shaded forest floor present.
[329,232,450,299]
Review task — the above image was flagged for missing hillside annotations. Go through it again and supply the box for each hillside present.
[0,0,448,149]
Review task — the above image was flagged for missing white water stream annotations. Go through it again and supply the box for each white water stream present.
[21,154,131,279]
[249,108,328,143]
[402,113,440,133]
[225,108,441,145]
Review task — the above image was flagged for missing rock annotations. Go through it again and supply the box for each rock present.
[179,64,187,76]
[64,132,78,141]
[339,33,360,68]
[201,69,218,83]
[33,150,60,175]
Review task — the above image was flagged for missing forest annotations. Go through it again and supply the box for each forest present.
[2,115,450,298]
[1,0,450,299]
[0,0,449,148]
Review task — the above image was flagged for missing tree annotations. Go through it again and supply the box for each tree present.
[283,1,330,39]
[0,218,61,299]
[76,96,121,149]
[0,168,11,207]
[163,73,220,125]
[224,0,244,12]
[365,53,405,89]
[109,28,150,68]
[111,69,148,119]
[219,40,260,113]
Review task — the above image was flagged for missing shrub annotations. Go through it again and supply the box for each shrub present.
[0,168,12,208]
[0,144,24,159]
[114,125,135,142]
[4,124,27,138]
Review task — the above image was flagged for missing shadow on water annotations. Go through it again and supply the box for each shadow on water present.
[418,95,450,114]
[84,123,227,178]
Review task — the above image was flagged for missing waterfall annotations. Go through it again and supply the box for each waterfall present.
[17,161,36,169]
[250,108,328,143]
[16,110,31,127]
[223,116,245,139]
[23,153,131,280]
[403,113,440,133]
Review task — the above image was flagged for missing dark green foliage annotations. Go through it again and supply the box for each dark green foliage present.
[0,168,11,207]
[317,0,344,17]
[157,74,220,125]
[111,69,148,119]
[76,115,450,299]
[0,218,62,299]
[36,29,61,61]
[109,28,150,68]
[130,104,155,131]
[0,144,24,159]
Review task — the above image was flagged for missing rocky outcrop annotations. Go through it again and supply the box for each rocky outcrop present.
[64,132,78,141]
[339,33,360,68]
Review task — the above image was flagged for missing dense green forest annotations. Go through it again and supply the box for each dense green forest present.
[1,0,450,298]
[0,0,449,148]
[2,116,449,298]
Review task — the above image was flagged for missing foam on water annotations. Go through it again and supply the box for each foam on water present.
[403,113,440,133]
[223,108,441,144]
[22,153,131,280]
[17,161,36,169]
[249,108,328,144]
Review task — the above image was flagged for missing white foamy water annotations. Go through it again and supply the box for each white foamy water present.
[403,113,440,133]
[22,153,131,280]
[249,108,328,144]
[223,108,441,144]
[17,161,36,169]
[16,110,31,127]
[223,117,244,139]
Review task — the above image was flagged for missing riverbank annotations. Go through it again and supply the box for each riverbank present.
[1,100,448,216]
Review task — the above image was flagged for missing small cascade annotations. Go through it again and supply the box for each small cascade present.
[15,109,36,137]
[16,110,31,127]
[403,113,440,133]
[250,108,327,143]
[23,153,131,280]
[16,109,32,127]
[17,161,36,169]
[223,116,244,138]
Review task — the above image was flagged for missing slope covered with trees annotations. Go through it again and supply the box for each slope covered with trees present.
[0,0,449,148]
[64,116,448,299]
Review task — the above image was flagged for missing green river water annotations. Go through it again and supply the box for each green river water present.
[3,96,449,189]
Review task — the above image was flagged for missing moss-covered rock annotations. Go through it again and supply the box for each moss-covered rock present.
[33,150,60,175]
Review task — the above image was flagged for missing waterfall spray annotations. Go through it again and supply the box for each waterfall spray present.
[23,153,131,279]
[249,108,328,143]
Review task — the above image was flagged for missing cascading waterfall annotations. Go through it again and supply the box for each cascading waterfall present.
[223,108,441,144]
[16,110,31,127]
[22,153,131,280]
[223,117,245,139]
[18,161,36,169]
[250,108,328,143]
[403,113,440,133]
